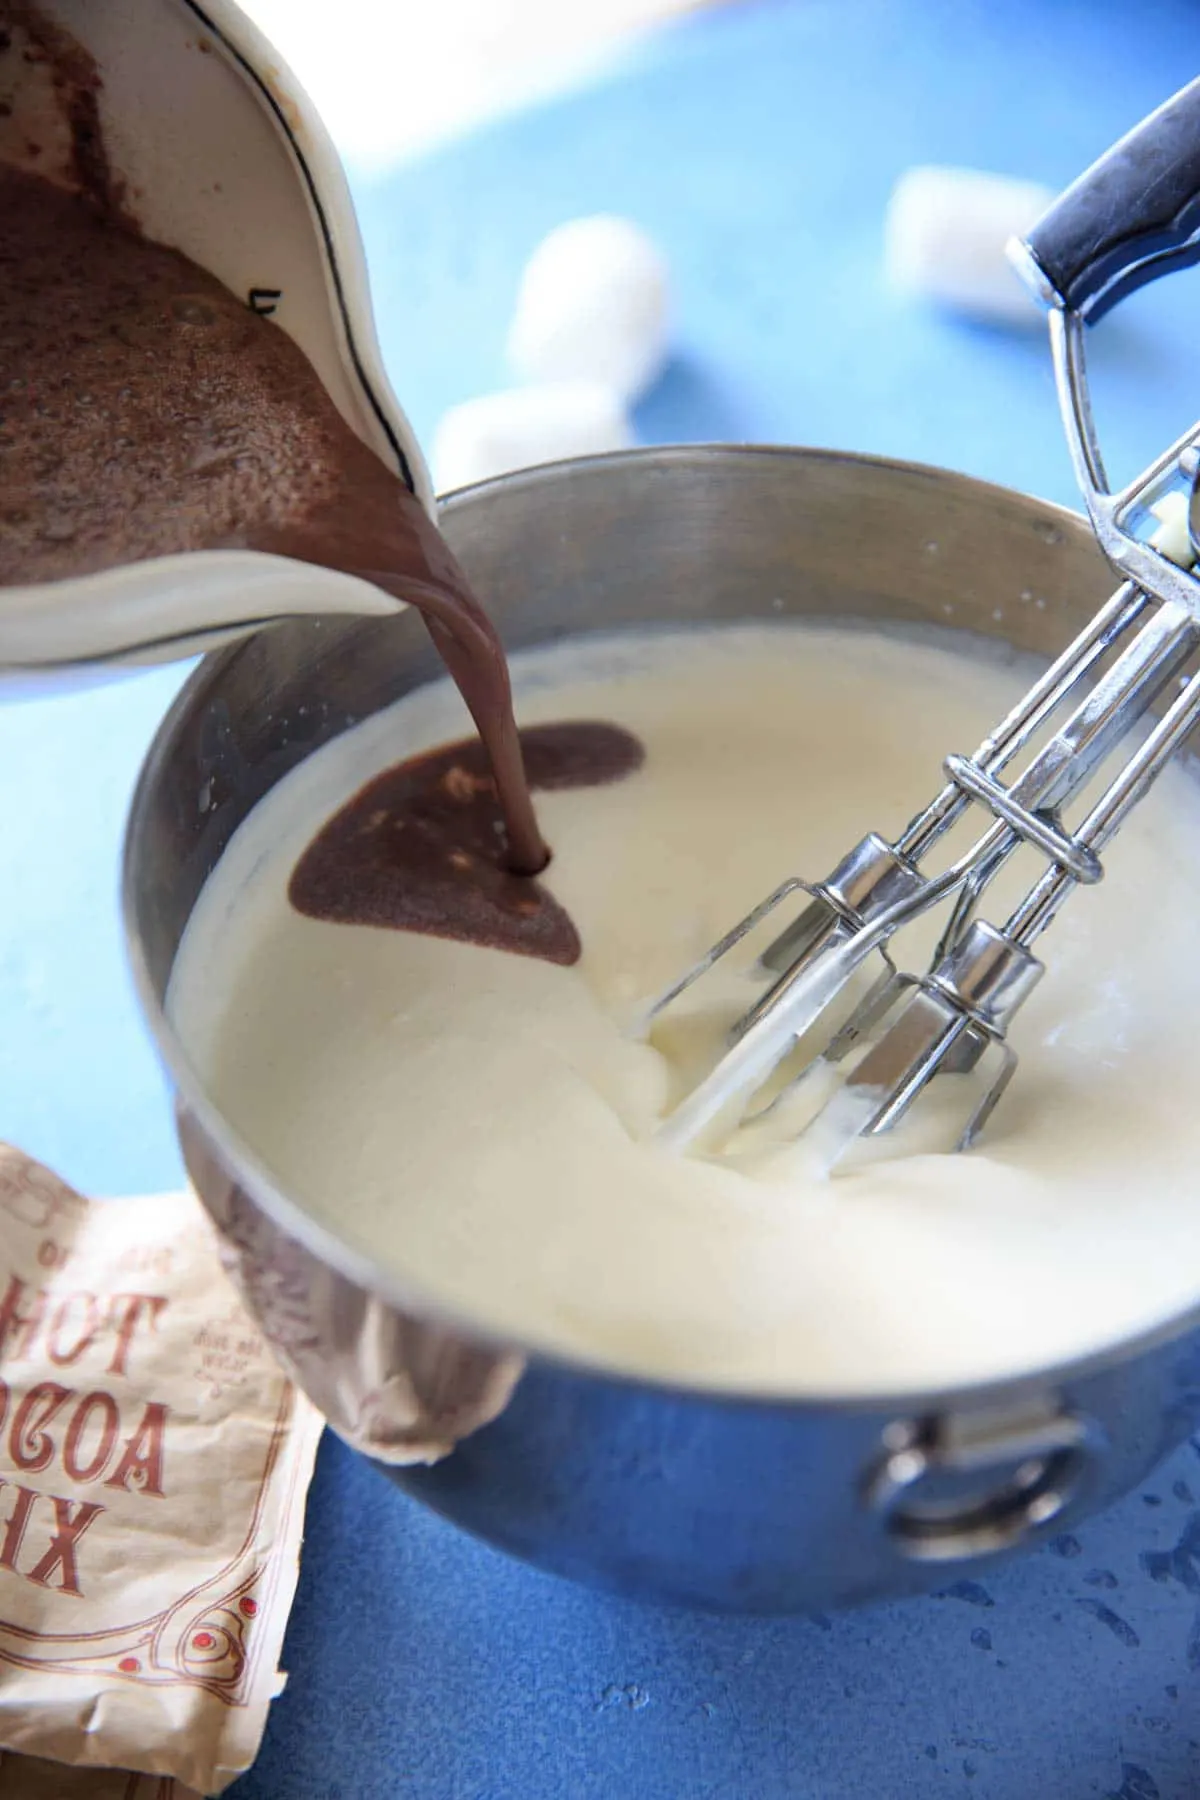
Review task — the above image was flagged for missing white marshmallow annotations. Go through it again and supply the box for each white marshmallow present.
[885,166,1055,326]
[506,215,670,402]
[431,380,634,493]
[1149,491,1197,568]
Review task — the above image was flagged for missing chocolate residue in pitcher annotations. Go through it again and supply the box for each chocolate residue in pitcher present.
[0,161,402,582]
[0,1,125,213]
[1,9,565,878]
[0,154,549,872]
[289,723,645,964]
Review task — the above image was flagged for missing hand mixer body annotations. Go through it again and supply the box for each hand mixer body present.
[0,0,433,679]
[653,76,1200,1162]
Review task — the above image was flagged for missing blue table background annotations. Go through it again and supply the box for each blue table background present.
[4,0,1200,1792]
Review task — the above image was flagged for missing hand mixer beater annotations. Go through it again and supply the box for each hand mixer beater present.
[651,79,1200,1160]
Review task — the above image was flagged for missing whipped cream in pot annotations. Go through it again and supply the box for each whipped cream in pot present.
[167,621,1200,1397]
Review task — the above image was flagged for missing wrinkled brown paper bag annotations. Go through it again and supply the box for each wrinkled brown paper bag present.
[0,1146,324,1795]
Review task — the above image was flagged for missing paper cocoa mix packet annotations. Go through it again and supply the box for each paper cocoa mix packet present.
[0,1146,324,1795]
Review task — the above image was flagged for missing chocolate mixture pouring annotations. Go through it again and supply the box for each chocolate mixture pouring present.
[0,153,558,877]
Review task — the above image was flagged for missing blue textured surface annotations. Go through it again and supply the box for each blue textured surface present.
[5,0,1200,1792]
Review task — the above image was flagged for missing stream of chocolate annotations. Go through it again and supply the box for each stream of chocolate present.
[0,154,551,871]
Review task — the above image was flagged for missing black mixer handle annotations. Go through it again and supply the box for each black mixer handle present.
[1014,77,1200,322]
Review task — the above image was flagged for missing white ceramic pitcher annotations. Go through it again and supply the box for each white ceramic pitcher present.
[0,0,432,675]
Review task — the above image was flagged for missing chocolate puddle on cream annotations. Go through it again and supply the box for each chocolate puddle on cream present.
[0,149,557,874]
[290,723,644,963]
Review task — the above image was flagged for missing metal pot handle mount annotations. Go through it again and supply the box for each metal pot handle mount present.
[864,1403,1107,1563]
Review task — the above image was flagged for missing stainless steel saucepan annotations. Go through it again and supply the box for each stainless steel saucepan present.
[124,446,1200,1614]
